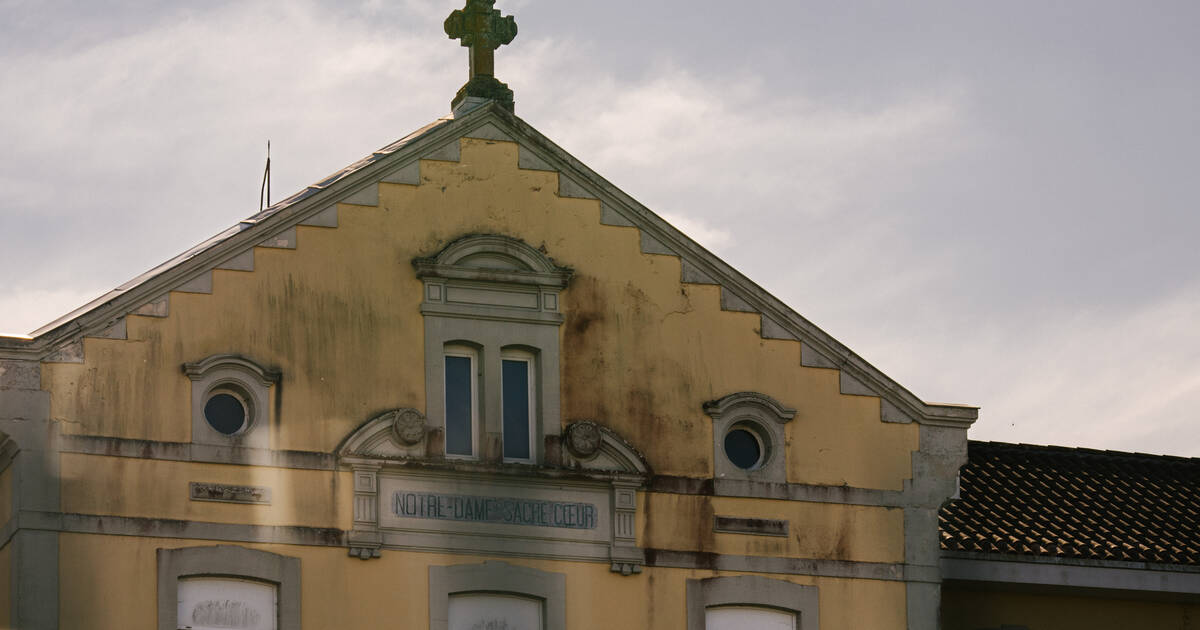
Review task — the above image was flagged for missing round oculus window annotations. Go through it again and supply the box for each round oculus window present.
[724,425,766,470]
[204,392,247,436]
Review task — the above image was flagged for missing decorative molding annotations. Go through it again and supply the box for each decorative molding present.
[705,392,796,486]
[339,413,647,573]
[561,421,650,475]
[686,575,819,630]
[703,392,796,424]
[429,562,566,630]
[157,545,301,630]
[182,354,280,450]
[183,354,281,386]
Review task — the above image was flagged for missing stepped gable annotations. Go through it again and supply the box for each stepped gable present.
[940,440,1200,565]
[0,101,976,430]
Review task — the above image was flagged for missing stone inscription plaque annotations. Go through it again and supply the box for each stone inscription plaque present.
[393,490,598,530]
[189,482,272,505]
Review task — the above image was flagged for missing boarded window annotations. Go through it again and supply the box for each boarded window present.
[449,593,543,630]
[706,605,796,630]
[177,577,277,630]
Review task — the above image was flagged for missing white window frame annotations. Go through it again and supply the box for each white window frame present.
[429,561,565,630]
[417,234,570,467]
[500,348,537,464]
[443,344,480,460]
[686,575,818,630]
[157,545,300,630]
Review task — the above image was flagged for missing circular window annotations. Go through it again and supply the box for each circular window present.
[204,391,249,435]
[724,423,767,470]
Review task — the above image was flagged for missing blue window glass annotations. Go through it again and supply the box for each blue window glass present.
[445,355,473,456]
[502,359,531,460]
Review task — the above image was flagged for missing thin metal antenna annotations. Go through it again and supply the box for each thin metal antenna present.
[258,140,271,211]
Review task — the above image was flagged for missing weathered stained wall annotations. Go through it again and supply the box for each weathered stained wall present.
[42,137,918,489]
[640,493,904,564]
[59,533,908,630]
[59,454,352,529]
[941,585,1200,630]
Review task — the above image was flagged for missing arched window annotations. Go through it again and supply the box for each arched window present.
[687,575,818,630]
[501,347,536,463]
[415,235,571,465]
[444,343,480,458]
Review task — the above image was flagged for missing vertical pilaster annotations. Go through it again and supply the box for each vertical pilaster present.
[348,462,382,559]
[904,423,969,630]
[609,480,643,575]
[0,359,59,629]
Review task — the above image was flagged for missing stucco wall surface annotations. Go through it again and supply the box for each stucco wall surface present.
[641,492,904,564]
[42,136,919,489]
[59,453,353,529]
[941,585,1200,630]
[59,533,908,630]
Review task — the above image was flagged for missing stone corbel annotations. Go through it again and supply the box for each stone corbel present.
[349,462,382,560]
[610,480,644,575]
[562,421,650,575]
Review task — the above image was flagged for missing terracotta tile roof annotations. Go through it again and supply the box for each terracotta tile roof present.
[939,441,1200,565]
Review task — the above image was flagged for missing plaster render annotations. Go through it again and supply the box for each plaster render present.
[40,134,926,490]
[687,575,820,630]
[60,533,910,630]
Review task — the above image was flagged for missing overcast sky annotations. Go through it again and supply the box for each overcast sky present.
[2,0,1198,456]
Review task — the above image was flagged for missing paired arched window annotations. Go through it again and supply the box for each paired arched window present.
[417,235,571,465]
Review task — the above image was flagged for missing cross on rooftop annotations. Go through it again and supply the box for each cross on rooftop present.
[445,0,518,113]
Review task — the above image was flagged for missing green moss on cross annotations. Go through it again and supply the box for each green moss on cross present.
[445,0,518,112]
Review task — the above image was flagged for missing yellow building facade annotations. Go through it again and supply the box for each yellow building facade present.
[0,97,981,628]
[5,4,1195,628]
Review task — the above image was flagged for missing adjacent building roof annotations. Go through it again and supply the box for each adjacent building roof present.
[940,440,1200,566]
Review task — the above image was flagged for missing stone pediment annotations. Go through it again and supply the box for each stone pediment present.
[337,409,646,574]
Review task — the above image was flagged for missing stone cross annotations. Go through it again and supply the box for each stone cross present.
[445,0,518,112]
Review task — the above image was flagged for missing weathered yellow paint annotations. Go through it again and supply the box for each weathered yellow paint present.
[42,135,918,488]
[59,453,353,529]
[0,464,11,527]
[942,585,1200,630]
[640,492,905,564]
[58,532,909,630]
